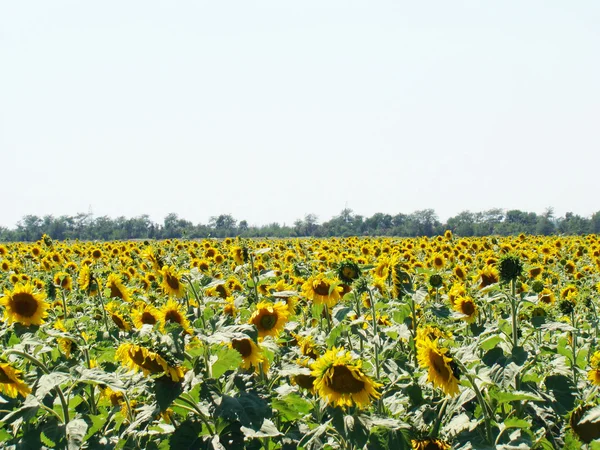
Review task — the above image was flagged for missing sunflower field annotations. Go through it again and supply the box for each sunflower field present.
[1,233,600,449]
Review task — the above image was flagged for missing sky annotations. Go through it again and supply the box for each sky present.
[1,1,599,229]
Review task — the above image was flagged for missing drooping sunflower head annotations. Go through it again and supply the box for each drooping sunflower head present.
[416,335,460,397]
[105,301,131,331]
[106,274,132,302]
[115,343,185,381]
[336,260,361,284]
[159,265,187,298]
[0,362,32,398]
[570,403,600,444]
[0,282,49,326]
[53,271,73,291]
[249,301,290,338]
[230,337,268,373]
[311,347,382,409]
[411,438,451,450]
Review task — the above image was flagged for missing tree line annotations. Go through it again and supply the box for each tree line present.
[0,208,599,242]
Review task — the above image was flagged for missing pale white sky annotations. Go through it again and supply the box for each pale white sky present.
[1,1,599,228]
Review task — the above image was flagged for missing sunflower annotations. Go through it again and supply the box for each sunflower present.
[105,301,131,331]
[0,282,49,326]
[588,351,600,386]
[249,301,290,338]
[106,274,132,302]
[230,337,269,373]
[223,297,237,317]
[115,343,184,381]
[411,438,451,450]
[231,246,245,265]
[538,288,555,305]
[159,265,187,298]
[132,303,161,330]
[311,347,381,409]
[453,296,477,323]
[477,265,499,289]
[53,271,73,291]
[0,362,31,398]
[159,299,192,334]
[301,274,343,308]
[416,335,460,397]
[78,265,92,292]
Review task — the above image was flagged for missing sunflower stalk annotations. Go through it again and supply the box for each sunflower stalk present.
[510,280,519,350]
[184,275,207,330]
[571,310,579,387]
[454,359,493,444]
[430,398,448,438]
[249,252,260,304]
[96,290,111,334]
[368,289,382,414]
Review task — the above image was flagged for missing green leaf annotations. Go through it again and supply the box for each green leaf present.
[545,374,576,415]
[84,414,106,441]
[272,393,312,422]
[503,418,532,429]
[168,420,204,450]
[480,335,503,351]
[211,346,242,379]
[36,372,70,399]
[66,419,88,450]
[240,418,281,438]
[490,390,545,405]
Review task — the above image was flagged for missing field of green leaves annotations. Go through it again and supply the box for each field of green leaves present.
[1,233,600,449]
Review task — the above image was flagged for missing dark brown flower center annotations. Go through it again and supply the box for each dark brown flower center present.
[460,301,475,316]
[294,374,316,390]
[0,367,15,384]
[165,310,183,324]
[259,313,277,330]
[11,293,39,318]
[232,339,252,358]
[165,274,180,291]
[431,352,450,380]
[314,281,330,296]
[329,365,365,394]
[141,312,157,325]
[111,314,127,330]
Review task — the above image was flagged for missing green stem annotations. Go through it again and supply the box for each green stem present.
[96,290,111,333]
[510,281,519,350]
[430,398,448,438]
[178,395,215,435]
[249,252,260,303]
[455,359,493,444]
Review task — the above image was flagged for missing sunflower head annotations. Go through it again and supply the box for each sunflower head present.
[498,254,523,284]
[336,261,361,283]
[411,438,451,450]
[429,274,443,289]
[570,404,600,444]
[0,363,31,398]
[249,301,290,338]
[416,334,460,397]
[311,347,382,409]
[0,282,49,326]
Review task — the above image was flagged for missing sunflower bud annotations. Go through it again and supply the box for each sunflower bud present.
[353,277,370,295]
[337,261,361,283]
[530,280,545,294]
[429,274,443,289]
[498,254,523,284]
